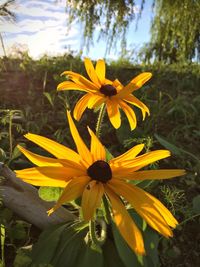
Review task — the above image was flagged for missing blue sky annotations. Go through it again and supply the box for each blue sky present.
[0,0,153,60]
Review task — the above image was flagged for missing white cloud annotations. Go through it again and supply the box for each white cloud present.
[3,21,79,58]
[0,0,80,58]
[13,0,67,20]
[0,0,151,59]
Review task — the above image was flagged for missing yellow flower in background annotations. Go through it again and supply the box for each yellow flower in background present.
[15,111,185,255]
[57,58,152,130]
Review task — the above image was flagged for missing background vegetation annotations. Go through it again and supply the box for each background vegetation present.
[0,0,200,266]
[0,54,200,266]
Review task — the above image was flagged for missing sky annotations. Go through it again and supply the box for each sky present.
[0,0,153,60]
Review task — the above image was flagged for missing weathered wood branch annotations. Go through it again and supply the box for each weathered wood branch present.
[0,163,76,229]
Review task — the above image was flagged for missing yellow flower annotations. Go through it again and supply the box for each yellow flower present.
[15,111,185,255]
[57,58,152,130]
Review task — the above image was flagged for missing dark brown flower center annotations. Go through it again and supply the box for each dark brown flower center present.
[87,160,112,183]
[100,84,117,96]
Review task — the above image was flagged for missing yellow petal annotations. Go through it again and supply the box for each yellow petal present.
[61,71,97,91]
[78,75,100,91]
[108,180,174,237]
[17,145,62,167]
[84,58,100,85]
[104,78,113,85]
[112,79,123,90]
[118,72,152,98]
[123,94,150,120]
[24,133,81,163]
[145,191,178,228]
[61,71,85,85]
[67,111,93,166]
[110,144,144,165]
[106,99,121,129]
[73,94,91,121]
[87,127,106,161]
[105,186,145,255]
[15,166,78,187]
[81,180,104,221]
[57,81,90,92]
[48,176,90,215]
[87,94,105,109]
[95,59,105,84]
[59,158,86,171]
[120,169,186,180]
[117,150,171,171]
[119,100,137,131]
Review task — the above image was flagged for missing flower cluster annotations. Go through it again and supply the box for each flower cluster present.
[15,58,185,255]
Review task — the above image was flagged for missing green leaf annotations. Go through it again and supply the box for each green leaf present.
[192,195,200,214]
[143,228,160,267]
[130,180,157,190]
[51,225,88,267]
[0,148,6,162]
[154,134,182,155]
[38,187,63,202]
[76,242,104,267]
[103,238,125,267]
[155,134,199,161]
[116,125,132,144]
[11,144,25,161]
[0,208,13,222]
[111,221,142,267]
[31,223,67,265]
[106,149,114,161]
[112,211,160,267]
[14,248,32,267]
[128,210,145,231]
[9,223,27,240]
[43,92,54,107]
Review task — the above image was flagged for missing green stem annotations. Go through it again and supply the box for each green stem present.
[89,219,107,247]
[95,104,106,138]
[179,213,200,226]
[102,196,112,224]
[8,111,13,160]
[0,224,5,267]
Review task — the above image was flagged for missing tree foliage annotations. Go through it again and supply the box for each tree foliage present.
[66,0,200,63]
[66,0,143,52]
[146,0,200,63]
[0,0,16,22]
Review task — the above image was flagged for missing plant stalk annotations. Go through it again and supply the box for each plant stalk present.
[0,224,5,267]
[95,104,106,138]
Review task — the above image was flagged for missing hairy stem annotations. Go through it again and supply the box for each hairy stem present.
[95,104,106,138]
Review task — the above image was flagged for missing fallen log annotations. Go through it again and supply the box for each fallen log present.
[0,163,76,229]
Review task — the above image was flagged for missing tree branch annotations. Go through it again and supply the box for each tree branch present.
[0,163,76,229]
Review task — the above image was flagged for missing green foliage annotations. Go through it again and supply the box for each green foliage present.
[65,0,141,52]
[111,211,160,267]
[192,195,200,214]
[38,187,63,202]
[30,217,159,267]
[160,185,185,215]
[0,0,16,22]
[64,0,200,62]
[0,55,200,266]
[147,0,200,63]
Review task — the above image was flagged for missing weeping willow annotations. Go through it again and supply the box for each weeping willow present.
[66,0,200,63]
[147,0,200,63]
[0,0,16,57]
[65,0,144,52]
[0,0,15,21]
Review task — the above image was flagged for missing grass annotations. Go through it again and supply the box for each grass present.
[0,54,200,266]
